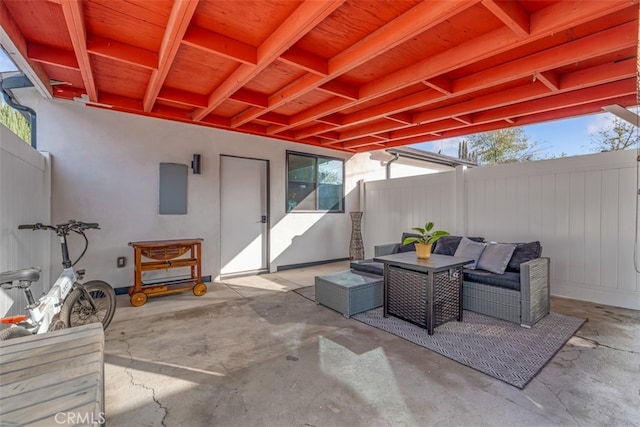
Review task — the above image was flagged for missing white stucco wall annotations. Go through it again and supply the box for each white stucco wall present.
[17,91,442,289]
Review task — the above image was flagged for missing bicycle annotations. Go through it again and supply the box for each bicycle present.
[0,220,116,340]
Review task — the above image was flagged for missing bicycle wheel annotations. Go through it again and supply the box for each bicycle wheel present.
[61,280,117,330]
[0,326,32,340]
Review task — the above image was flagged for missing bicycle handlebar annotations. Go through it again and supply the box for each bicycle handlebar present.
[18,220,100,234]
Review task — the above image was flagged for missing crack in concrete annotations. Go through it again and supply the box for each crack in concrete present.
[503,396,556,425]
[121,335,169,427]
[539,380,581,426]
[220,361,231,376]
[574,335,639,355]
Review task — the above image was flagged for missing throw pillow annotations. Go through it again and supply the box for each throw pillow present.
[432,236,463,256]
[433,235,485,256]
[506,241,542,272]
[453,237,486,269]
[476,242,516,274]
[397,232,422,253]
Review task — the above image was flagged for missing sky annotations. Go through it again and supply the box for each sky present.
[413,113,623,159]
[0,48,631,158]
[0,49,17,72]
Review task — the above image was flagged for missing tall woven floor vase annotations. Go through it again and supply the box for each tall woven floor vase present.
[349,211,365,260]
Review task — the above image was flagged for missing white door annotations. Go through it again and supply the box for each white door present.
[220,156,269,276]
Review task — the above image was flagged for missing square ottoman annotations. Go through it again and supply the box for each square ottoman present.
[315,270,383,318]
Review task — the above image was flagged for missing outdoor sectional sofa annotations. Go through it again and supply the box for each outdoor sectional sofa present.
[350,234,550,327]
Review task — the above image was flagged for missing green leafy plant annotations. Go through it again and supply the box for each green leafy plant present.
[402,221,450,246]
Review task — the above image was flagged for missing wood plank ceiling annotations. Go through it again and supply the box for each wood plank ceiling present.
[1,0,638,153]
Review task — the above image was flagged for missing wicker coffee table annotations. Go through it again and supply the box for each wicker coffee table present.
[373,252,473,335]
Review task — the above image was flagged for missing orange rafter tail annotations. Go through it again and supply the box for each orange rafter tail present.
[1,315,27,324]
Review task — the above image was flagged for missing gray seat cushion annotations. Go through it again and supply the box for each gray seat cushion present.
[463,269,521,291]
[350,260,384,276]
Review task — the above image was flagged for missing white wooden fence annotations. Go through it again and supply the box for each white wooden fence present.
[363,149,640,310]
[0,124,51,318]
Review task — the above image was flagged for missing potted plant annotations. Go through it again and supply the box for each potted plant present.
[402,221,450,259]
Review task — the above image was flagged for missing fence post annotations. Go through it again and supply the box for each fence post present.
[455,165,466,236]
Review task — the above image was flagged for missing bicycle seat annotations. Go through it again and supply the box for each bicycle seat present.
[0,267,41,286]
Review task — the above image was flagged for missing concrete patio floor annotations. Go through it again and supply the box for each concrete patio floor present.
[104,261,640,427]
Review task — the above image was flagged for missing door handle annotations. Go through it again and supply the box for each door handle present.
[257,215,267,223]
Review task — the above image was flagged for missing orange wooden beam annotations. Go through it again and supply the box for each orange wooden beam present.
[473,78,636,124]
[0,1,52,97]
[257,112,289,126]
[28,43,78,70]
[229,89,269,108]
[268,97,352,134]
[341,137,387,150]
[272,0,628,136]
[279,47,328,75]
[157,87,208,108]
[231,0,479,127]
[410,84,546,126]
[456,22,636,93]
[87,36,158,70]
[371,88,637,154]
[339,91,438,128]
[338,119,405,142]
[143,0,199,113]
[560,58,637,89]
[387,113,413,124]
[98,92,143,111]
[535,71,560,92]
[317,114,343,125]
[318,132,340,146]
[415,58,637,125]
[318,80,359,100]
[329,0,479,76]
[334,59,633,145]
[389,118,465,141]
[201,115,231,127]
[59,0,97,101]
[295,123,336,139]
[363,1,634,100]
[453,115,473,125]
[52,85,89,100]
[371,94,638,152]
[193,0,345,122]
[482,0,529,37]
[423,76,453,95]
[151,104,194,121]
[290,21,636,140]
[182,25,257,65]
[511,94,637,127]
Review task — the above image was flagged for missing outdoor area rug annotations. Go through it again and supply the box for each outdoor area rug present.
[352,307,585,389]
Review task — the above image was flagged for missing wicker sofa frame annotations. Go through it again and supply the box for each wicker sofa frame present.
[352,241,550,328]
[462,257,550,327]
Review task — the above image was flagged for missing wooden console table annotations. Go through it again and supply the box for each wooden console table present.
[128,238,206,306]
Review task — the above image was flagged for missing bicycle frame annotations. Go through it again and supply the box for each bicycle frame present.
[4,227,83,333]
[22,267,78,333]
[1,220,115,339]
